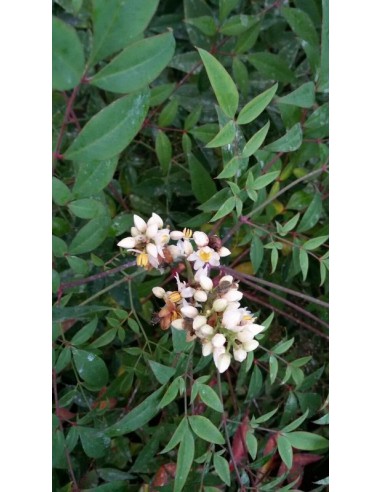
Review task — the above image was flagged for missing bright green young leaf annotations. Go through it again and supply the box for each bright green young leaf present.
[281,7,319,47]
[213,453,231,486]
[216,156,243,179]
[210,196,236,222]
[250,234,264,273]
[246,172,258,202]
[159,377,181,409]
[198,384,223,412]
[160,417,189,454]
[197,48,239,118]
[277,82,315,108]
[69,216,111,255]
[53,177,72,206]
[156,131,172,174]
[313,413,329,426]
[199,188,231,212]
[106,386,165,437]
[205,120,236,148]
[68,198,105,219]
[188,415,225,444]
[148,360,176,385]
[281,213,300,234]
[188,153,217,203]
[174,427,195,492]
[52,17,85,90]
[299,248,309,280]
[273,338,294,355]
[297,193,323,232]
[90,0,159,64]
[252,170,280,190]
[233,57,249,97]
[64,90,150,161]
[265,123,303,152]
[72,156,119,198]
[248,53,296,84]
[277,434,293,469]
[320,261,327,286]
[245,432,258,460]
[252,406,278,424]
[304,235,328,250]
[271,247,279,273]
[71,317,98,346]
[78,427,111,458]
[269,355,278,384]
[237,84,278,124]
[90,32,176,93]
[284,431,328,451]
[242,121,270,157]
[72,348,109,389]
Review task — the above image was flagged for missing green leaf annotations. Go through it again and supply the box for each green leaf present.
[317,0,329,92]
[159,377,181,409]
[252,406,278,424]
[277,82,315,108]
[273,338,294,355]
[71,317,98,345]
[246,364,263,400]
[186,16,217,36]
[52,17,85,90]
[188,154,217,204]
[148,360,176,385]
[197,48,239,118]
[52,235,68,258]
[174,427,195,492]
[216,157,243,179]
[53,305,111,322]
[219,0,240,21]
[72,348,109,389]
[156,131,172,174]
[150,83,176,106]
[269,355,278,384]
[271,247,279,273]
[250,234,264,273]
[235,22,260,54]
[304,235,328,250]
[281,7,319,47]
[69,216,111,255]
[64,90,149,161]
[279,213,300,235]
[265,123,303,152]
[213,453,231,486]
[248,53,296,83]
[90,32,175,93]
[88,328,117,349]
[242,121,270,157]
[245,432,258,460]
[282,410,309,433]
[55,346,72,374]
[210,196,236,222]
[53,177,72,206]
[184,105,202,131]
[313,413,329,426]
[106,386,165,436]
[297,193,323,232]
[284,431,328,450]
[160,417,188,454]
[73,156,119,198]
[320,261,327,286]
[68,198,105,219]
[90,0,159,64]
[237,84,278,125]
[188,415,225,444]
[277,435,293,469]
[299,248,309,281]
[252,170,280,190]
[199,188,231,212]
[220,14,256,36]
[205,121,236,148]
[190,123,219,143]
[198,384,223,413]
[78,427,111,458]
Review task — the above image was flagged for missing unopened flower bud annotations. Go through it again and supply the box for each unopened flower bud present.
[233,348,247,362]
[147,212,163,228]
[199,275,213,291]
[134,214,147,233]
[171,319,184,330]
[219,275,233,284]
[216,353,231,373]
[170,230,184,240]
[199,324,214,337]
[222,309,241,329]
[193,315,207,330]
[213,298,228,312]
[243,340,259,352]
[181,305,199,318]
[152,287,165,298]
[219,247,231,257]
[202,341,213,356]
[146,223,159,239]
[212,333,226,348]
[193,231,209,247]
[223,289,243,302]
[194,290,208,302]
[131,226,139,237]
[146,243,158,258]
[117,237,136,249]
[237,329,255,343]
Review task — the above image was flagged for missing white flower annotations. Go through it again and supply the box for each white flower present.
[193,231,209,247]
[187,246,220,270]
[202,341,213,356]
[152,287,165,298]
[213,346,226,366]
[222,289,243,302]
[242,340,259,352]
[170,230,185,240]
[243,323,265,337]
[174,273,195,298]
[171,319,184,330]
[181,305,199,318]
[193,315,207,330]
[218,247,231,257]
[131,226,140,237]
[220,275,233,284]
[147,212,164,228]
[117,237,136,249]
[212,333,226,348]
[213,298,228,312]
[199,324,214,337]
[222,309,242,330]
[146,223,159,239]
[216,353,232,373]
[233,348,247,362]
[146,242,158,258]
[134,214,147,233]
[237,329,255,343]
[199,275,213,291]
[194,290,208,302]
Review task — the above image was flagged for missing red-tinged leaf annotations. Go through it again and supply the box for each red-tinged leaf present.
[258,434,280,477]
[56,407,76,421]
[152,463,177,489]
[277,452,322,487]
[230,415,250,470]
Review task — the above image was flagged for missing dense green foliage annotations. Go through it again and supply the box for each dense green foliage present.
[52,0,329,490]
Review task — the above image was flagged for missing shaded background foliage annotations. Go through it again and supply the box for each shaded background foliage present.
[52,0,328,490]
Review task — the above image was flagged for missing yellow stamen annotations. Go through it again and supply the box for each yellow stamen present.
[137,252,149,267]
[243,315,253,321]
[182,228,193,239]
[199,250,212,262]
[168,291,182,303]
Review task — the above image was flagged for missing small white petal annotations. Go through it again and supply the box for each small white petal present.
[131,227,140,237]
[202,341,213,356]
[237,330,255,343]
[212,333,226,348]
[152,287,165,298]
[223,289,243,302]
[146,223,159,239]
[170,230,184,240]
[233,348,247,362]
[213,298,228,312]
[146,243,158,258]
[193,231,209,247]
[172,319,184,330]
[216,353,231,373]
[182,287,196,298]
[222,309,242,330]
[213,346,226,365]
[219,275,233,285]
[199,324,214,337]
[225,301,241,311]
[147,212,164,228]
[243,324,265,337]
[134,214,147,233]
[194,290,208,302]
[181,305,199,318]
[199,275,213,291]
[219,247,231,257]
[193,315,207,330]
[117,237,136,249]
[183,239,194,255]
[243,340,259,352]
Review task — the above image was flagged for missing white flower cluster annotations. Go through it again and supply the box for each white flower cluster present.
[117,213,264,373]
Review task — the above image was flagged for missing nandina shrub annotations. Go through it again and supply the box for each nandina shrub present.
[52,0,329,490]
